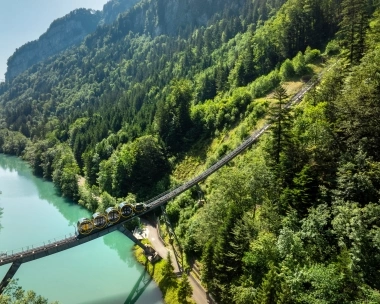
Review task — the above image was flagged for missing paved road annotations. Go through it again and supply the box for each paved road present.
[140,219,209,304]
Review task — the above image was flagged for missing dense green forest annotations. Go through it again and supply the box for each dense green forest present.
[1,0,380,302]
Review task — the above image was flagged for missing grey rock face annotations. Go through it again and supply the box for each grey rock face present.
[102,0,140,24]
[6,9,101,81]
[5,0,243,81]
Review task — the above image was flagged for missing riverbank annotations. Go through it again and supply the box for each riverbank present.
[133,218,213,304]
[0,154,163,304]
[133,239,195,304]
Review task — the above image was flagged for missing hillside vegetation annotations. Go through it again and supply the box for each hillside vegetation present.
[1,0,380,302]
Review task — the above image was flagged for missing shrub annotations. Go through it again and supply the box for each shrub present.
[325,40,340,55]
[279,59,295,80]
[304,46,321,64]
[292,51,307,76]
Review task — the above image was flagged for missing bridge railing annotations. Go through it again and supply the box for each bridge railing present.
[144,72,322,209]
[0,233,77,262]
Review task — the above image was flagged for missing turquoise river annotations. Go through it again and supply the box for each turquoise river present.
[0,154,163,304]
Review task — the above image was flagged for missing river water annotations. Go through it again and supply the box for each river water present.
[0,154,163,304]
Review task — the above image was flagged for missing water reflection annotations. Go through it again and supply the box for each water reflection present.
[78,265,157,304]
[0,154,87,226]
[0,154,31,175]
[0,154,164,303]
[103,233,137,267]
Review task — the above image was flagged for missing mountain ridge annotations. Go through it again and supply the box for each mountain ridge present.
[5,0,140,81]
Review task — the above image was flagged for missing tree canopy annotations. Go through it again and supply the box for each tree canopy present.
[0,0,380,302]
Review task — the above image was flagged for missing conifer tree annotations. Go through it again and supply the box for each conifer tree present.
[212,205,241,302]
[201,241,215,291]
[268,85,291,165]
[162,251,176,286]
[254,263,281,304]
[177,273,193,303]
[338,0,370,65]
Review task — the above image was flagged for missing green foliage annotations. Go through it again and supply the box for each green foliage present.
[97,191,116,212]
[166,192,195,224]
[78,184,99,211]
[338,0,373,65]
[248,70,281,98]
[133,243,191,304]
[304,46,321,64]
[279,59,295,80]
[191,86,253,134]
[335,46,380,159]
[243,232,279,286]
[177,273,193,304]
[324,39,341,55]
[335,150,380,205]
[211,205,241,301]
[201,241,215,290]
[154,80,193,152]
[366,8,380,50]
[51,144,80,201]
[0,130,30,156]
[294,263,359,303]
[1,1,380,303]
[97,135,170,199]
[162,251,176,287]
[332,201,380,289]
[253,263,281,304]
[292,51,308,76]
[0,280,58,304]
[267,85,291,166]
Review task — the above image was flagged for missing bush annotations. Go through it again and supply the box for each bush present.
[304,46,321,64]
[279,59,295,80]
[249,70,281,98]
[292,51,307,76]
[325,40,340,55]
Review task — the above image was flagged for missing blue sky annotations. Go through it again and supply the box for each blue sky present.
[0,0,109,80]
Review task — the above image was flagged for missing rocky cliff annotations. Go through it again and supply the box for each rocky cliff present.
[102,0,139,24]
[5,0,140,81]
[5,9,101,81]
[5,0,244,81]
[112,0,245,38]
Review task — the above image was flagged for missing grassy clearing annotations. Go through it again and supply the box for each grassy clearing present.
[173,62,326,183]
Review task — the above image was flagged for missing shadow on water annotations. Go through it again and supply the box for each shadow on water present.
[0,154,148,265]
[77,262,155,304]
[124,261,154,304]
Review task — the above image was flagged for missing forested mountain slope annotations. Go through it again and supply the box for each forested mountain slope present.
[1,0,380,302]
[5,0,140,81]
[102,0,140,25]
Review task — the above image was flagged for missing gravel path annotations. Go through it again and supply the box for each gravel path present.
[140,219,209,304]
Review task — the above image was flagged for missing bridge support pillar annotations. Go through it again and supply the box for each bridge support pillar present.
[117,225,159,262]
[0,260,22,294]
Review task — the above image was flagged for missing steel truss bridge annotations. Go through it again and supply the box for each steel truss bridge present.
[0,73,321,294]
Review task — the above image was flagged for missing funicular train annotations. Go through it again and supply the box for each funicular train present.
[76,202,149,237]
